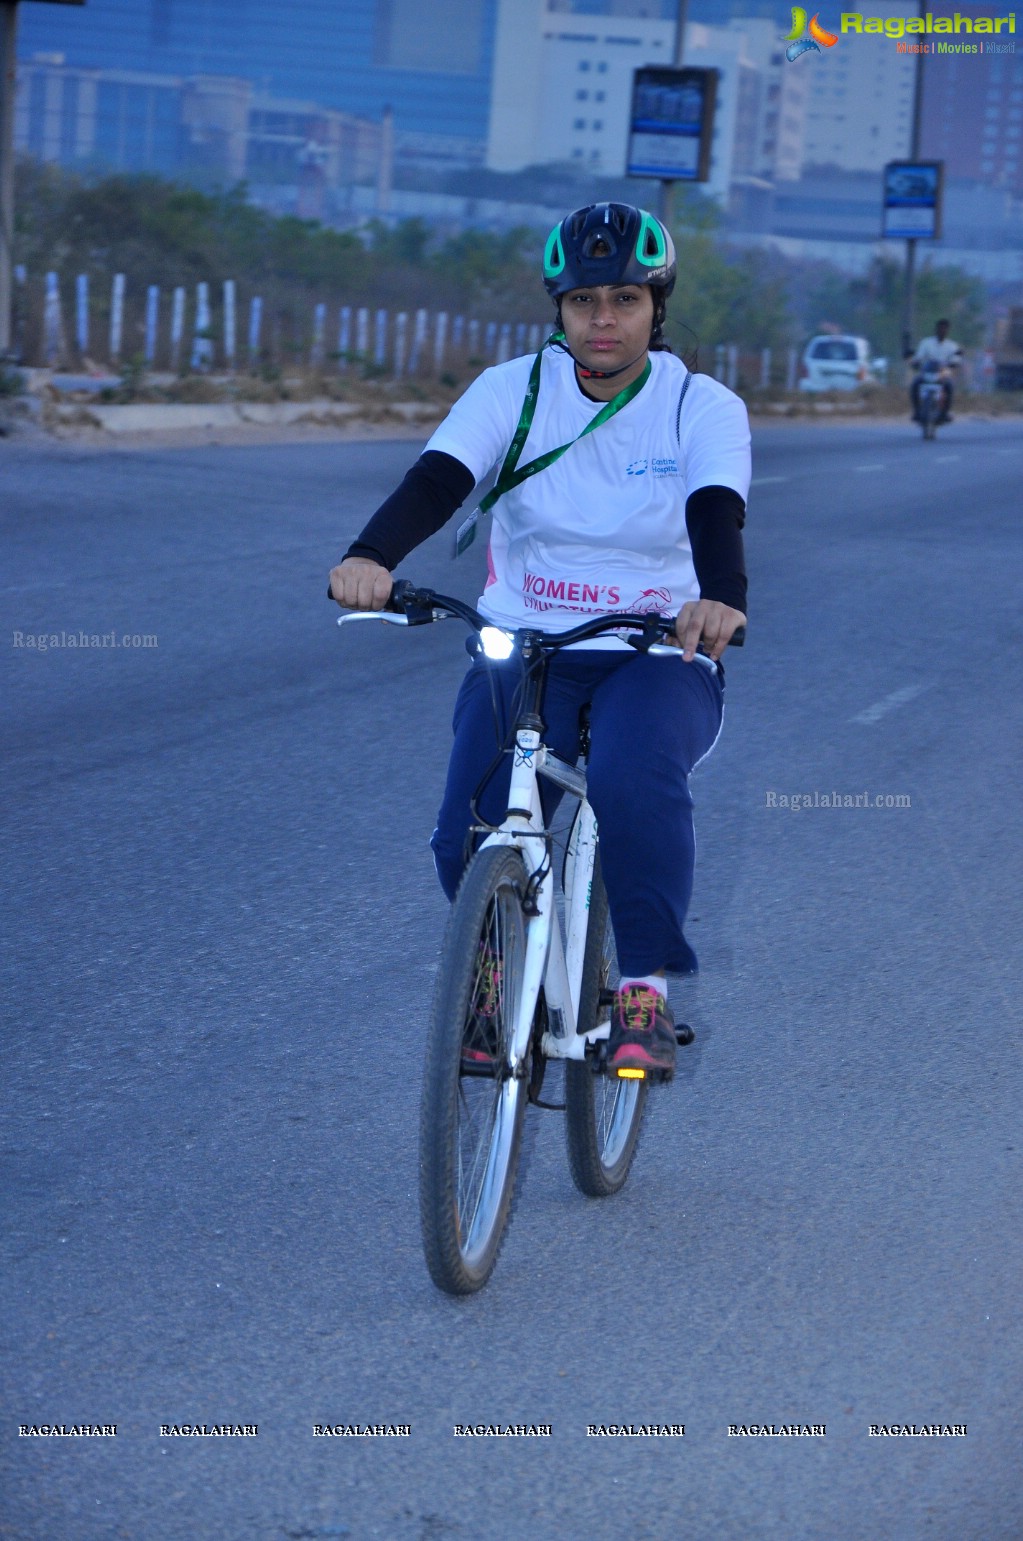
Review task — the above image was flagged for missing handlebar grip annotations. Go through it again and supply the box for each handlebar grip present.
[386,578,415,613]
[327,574,407,608]
[729,625,746,648]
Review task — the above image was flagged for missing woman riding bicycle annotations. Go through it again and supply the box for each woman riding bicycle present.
[329,202,750,1081]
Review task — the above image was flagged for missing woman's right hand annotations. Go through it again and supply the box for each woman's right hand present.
[328,558,393,610]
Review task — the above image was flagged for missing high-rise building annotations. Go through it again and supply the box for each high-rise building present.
[800,24,916,176]
[487,7,805,201]
[488,1,678,176]
[921,27,1023,193]
[16,0,499,158]
[14,53,382,210]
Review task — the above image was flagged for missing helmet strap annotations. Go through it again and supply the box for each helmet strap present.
[575,351,648,381]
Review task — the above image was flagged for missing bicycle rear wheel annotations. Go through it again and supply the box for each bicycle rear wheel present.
[565,849,648,1196]
[419,845,531,1294]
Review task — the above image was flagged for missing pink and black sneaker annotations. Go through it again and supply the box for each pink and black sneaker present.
[606,984,677,1081]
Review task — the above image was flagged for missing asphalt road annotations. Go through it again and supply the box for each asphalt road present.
[2,415,1022,1541]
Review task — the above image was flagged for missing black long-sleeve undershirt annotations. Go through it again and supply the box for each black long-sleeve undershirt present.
[344,450,747,613]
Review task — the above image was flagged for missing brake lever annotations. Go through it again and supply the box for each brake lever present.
[624,617,667,653]
[628,619,746,654]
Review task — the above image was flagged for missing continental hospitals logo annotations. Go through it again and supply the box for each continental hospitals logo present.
[785,9,1016,59]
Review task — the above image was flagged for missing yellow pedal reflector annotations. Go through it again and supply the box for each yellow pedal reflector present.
[616,1067,646,1079]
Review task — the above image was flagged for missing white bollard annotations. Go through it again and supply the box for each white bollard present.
[312,301,327,368]
[192,282,213,371]
[356,306,370,360]
[760,347,771,390]
[144,285,159,365]
[337,305,351,369]
[409,308,428,374]
[528,323,541,354]
[452,314,465,352]
[109,272,126,362]
[223,280,237,370]
[726,344,738,392]
[497,322,512,364]
[485,321,497,360]
[514,321,526,356]
[467,318,481,361]
[374,308,388,368]
[433,311,448,376]
[394,311,408,378]
[714,343,726,382]
[786,347,798,392]
[76,273,89,358]
[44,272,62,366]
[249,295,263,364]
[171,286,186,372]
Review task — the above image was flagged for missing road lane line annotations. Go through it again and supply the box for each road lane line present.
[2,581,70,594]
[935,454,961,462]
[750,476,789,486]
[851,684,933,725]
[854,464,886,472]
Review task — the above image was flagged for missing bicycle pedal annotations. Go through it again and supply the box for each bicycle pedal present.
[675,1022,695,1046]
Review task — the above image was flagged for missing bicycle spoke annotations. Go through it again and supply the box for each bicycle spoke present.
[565,852,647,1197]
[437,865,528,1271]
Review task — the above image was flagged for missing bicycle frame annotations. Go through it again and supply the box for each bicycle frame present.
[478,729,600,1071]
[336,585,743,1082]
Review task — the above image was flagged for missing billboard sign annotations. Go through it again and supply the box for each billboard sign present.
[627,66,717,183]
[882,161,944,240]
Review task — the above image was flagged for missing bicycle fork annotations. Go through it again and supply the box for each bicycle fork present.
[480,728,599,1074]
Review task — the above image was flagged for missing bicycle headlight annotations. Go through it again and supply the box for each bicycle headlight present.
[479,626,515,661]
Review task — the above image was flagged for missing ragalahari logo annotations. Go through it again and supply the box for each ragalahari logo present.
[786,7,839,60]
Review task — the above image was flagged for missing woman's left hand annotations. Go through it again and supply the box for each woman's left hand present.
[672,599,747,663]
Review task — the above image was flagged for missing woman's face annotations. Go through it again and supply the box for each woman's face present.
[559,284,655,381]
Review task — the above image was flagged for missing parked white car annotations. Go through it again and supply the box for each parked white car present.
[798,334,877,391]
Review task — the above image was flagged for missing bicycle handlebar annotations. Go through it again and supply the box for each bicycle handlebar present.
[331,579,745,650]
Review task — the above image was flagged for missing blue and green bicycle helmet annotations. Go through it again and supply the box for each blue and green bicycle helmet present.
[542,202,676,299]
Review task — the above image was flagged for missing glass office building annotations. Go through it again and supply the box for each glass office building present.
[17,0,499,144]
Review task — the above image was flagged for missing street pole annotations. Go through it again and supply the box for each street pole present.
[659,0,689,227]
[0,1,18,357]
[901,0,926,358]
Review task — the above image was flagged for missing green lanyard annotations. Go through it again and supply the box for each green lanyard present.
[454,337,650,556]
[481,338,651,513]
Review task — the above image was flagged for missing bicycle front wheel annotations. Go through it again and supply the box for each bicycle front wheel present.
[565,849,648,1196]
[419,845,531,1294]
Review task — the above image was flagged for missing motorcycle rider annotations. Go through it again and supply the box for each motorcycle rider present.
[909,319,963,424]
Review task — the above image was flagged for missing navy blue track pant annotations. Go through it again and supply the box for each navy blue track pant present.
[430,648,724,978]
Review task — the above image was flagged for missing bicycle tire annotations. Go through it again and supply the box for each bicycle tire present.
[564,849,648,1197]
[419,845,531,1294]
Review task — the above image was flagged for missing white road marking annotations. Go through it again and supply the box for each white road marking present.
[854,464,886,472]
[2,581,70,594]
[935,454,961,462]
[750,476,788,486]
[851,684,932,725]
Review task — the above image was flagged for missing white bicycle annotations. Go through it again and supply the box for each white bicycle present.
[337,582,740,1295]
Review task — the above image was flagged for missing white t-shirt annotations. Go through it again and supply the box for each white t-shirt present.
[912,336,962,367]
[425,346,751,640]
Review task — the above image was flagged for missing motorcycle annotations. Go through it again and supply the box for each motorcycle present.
[914,360,951,440]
